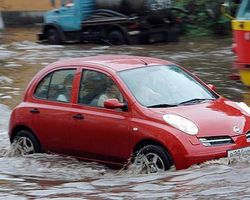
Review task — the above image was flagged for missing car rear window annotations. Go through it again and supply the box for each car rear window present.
[34,69,76,103]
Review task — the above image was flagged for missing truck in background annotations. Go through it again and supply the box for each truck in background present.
[38,0,179,45]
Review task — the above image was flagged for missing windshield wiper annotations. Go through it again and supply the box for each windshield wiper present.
[178,98,214,105]
[147,104,177,108]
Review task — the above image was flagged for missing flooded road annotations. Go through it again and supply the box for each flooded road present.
[0,28,250,199]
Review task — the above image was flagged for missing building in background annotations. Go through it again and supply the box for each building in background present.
[0,0,60,26]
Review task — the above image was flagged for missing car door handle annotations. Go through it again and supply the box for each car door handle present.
[30,108,40,114]
[73,114,84,120]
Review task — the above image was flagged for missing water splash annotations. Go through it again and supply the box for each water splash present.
[0,29,250,199]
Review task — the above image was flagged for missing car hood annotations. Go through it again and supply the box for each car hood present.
[149,99,250,137]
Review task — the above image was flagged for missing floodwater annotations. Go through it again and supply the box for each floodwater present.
[0,28,250,199]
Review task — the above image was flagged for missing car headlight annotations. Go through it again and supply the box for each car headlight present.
[236,102,250,115]
[163,114,199,135]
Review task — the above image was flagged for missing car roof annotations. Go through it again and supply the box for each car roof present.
[49,55,174,72]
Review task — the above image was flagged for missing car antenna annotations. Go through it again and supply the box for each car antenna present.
[140,59,148,66]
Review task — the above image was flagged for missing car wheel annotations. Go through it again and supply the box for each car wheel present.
[12,130,41,155]
[46,29,62,45]
[108,30,127,45]
[133,145,172,174]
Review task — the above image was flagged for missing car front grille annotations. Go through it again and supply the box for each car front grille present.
[199,136,234,147]
[247,131,250,141]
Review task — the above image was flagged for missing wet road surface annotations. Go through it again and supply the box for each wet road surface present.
[0,28,250,199]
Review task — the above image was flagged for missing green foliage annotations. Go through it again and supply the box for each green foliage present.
[174,0,236,36]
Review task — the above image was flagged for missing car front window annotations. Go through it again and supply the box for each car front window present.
[78,70,124,107]
[119,65,217,107]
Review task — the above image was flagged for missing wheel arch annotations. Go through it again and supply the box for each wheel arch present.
[43,23,66,42]
[10,125,42,149]
[133,139,174,166]
[105,24,129,43]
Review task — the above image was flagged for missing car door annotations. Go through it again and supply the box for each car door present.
[31,68,77,153]
[69,69,131,164]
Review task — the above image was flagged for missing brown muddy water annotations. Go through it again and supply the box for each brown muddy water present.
[0,28,250,199]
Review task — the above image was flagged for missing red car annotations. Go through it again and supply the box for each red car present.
[9,55,250,173]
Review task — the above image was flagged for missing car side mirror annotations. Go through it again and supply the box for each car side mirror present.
[207,84,216,91]
[104,98,127,110]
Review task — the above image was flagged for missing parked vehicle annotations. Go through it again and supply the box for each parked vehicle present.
[230,0,250,86]
[38,0,179,45]
[9,55,250,173]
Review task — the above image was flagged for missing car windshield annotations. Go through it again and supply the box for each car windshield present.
[119,65,217,107]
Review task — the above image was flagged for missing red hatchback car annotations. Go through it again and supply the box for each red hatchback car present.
[9,55,250,173]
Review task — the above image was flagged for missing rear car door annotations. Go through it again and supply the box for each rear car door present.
[31,68,77,153]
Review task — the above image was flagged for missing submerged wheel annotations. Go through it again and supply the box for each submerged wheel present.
[46,28,62,44]
[133,145,172,174]
[12,130,41,155]
[108,30,127,45]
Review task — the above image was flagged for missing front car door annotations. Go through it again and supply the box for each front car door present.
[70,68,131,165]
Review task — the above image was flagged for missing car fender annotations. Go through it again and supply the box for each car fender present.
[130,118,192,168]
[8,106,38,140]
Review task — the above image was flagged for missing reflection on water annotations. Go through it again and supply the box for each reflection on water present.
[0,28,250,199]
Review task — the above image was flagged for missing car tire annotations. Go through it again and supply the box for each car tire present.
[108,30,127,45]
[12,130,41,155]
[133,145,172,174]
[46,28,62,45]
